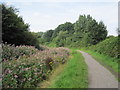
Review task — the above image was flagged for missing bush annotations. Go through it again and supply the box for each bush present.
[88,36,119,58]
[2,43,38,61]
[2,46,70,88]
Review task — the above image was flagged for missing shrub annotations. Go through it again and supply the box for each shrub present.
[2,46,70,88]
[88,36,119,59]
[2,43,38,61]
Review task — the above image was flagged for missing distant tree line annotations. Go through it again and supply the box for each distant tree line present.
[38,15,108,47]
[2,4,108,48]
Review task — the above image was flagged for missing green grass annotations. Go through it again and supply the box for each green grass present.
[49,50,88,88]
[46,42,57,47]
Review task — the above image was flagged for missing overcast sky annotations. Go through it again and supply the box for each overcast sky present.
[1,0,119,36]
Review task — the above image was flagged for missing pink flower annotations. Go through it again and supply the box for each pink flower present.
[5,69,12,74]
[28,78,32,81]
[35,73,38,75]
[23,78,26,81]
[14,74,18,78]
[23,68,29,71]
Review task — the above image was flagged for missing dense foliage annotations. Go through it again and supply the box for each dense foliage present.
[43,30,54,42]
[39,15,107,47]
[2,4,40,49]
[88,36,119,59]
[2,45,70,88]
[74,15,107,47]
[2,43,38,61]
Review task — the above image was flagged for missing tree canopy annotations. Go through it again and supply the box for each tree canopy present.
[2,4,40,49]
[39,15,108,47]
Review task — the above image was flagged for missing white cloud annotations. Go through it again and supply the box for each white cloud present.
[6,2,13,6]
[33,12,40,16]
[22,2,32,5]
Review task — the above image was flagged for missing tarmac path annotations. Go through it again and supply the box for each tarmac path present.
[78,50,118,88]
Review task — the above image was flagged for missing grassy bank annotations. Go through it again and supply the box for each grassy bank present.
[49,50,88,88]
[81,50,119,81]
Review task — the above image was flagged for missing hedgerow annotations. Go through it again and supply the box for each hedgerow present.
[88,36,119,59]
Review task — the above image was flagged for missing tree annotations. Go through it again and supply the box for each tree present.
[0,5,2,44]
[52,22,74,39]
[2,4,40,49]
[43,30,54,42]
[74,15,107,46]
[54,31,68,47]
[39,14,108,48]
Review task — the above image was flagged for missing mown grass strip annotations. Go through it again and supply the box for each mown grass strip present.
[49,50,88,88]
[81,50,120,81]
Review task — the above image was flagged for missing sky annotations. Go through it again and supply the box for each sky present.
[0,0,119,36]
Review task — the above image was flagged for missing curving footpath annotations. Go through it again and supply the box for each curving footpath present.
[78,50,118,88]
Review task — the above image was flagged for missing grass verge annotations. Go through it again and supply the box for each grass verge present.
[49,50,88,88]
[38,63,66,88]
[81,49,120,81]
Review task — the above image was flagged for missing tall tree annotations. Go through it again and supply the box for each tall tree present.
[52,22,74,39]
[74,15,107,46]
[43,30,54,42]
[2,4,40,49]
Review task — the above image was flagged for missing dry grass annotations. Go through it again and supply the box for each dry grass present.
[38,63,66,88]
